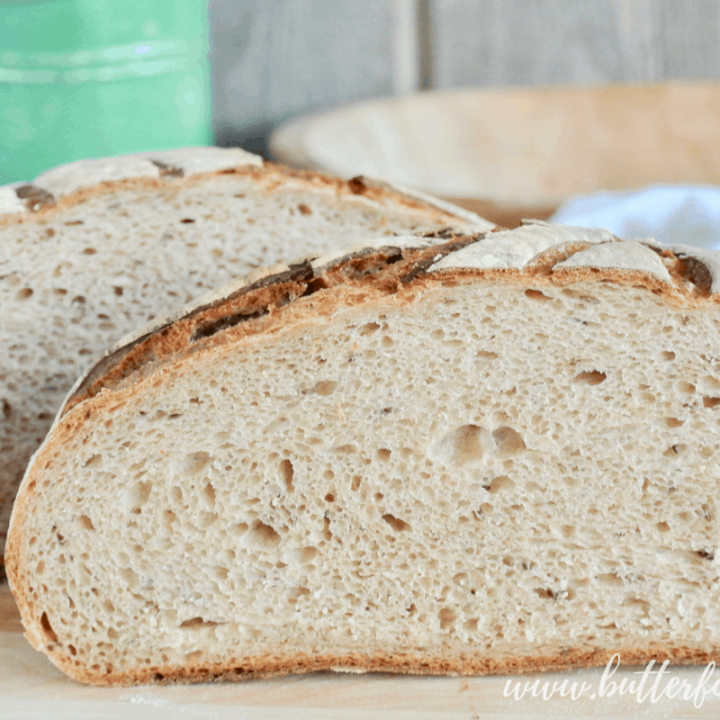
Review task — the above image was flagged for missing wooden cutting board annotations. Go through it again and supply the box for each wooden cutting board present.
[3,582,720,719]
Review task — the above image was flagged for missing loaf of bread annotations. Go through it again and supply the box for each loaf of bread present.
[8,221,720,685]
[0,147,491,566]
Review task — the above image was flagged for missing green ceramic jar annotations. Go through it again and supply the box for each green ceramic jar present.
[0,0,212,185]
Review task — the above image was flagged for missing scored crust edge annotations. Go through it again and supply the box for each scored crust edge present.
[7,221,720,685]
[52,220,720,424]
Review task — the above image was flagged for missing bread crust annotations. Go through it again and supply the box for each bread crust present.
[0,161,490,231]
[8,223,720,685]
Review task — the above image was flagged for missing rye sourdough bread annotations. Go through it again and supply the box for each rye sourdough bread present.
[8,220,720,686]
[0,147,492,567]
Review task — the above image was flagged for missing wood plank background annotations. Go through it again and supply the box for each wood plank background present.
[209,0,720,155]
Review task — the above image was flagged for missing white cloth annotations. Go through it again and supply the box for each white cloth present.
[551,185,720,250]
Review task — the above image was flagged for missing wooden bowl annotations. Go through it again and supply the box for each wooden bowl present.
[270,82,720,227]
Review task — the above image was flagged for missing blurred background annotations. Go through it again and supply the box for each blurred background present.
[211,0,719,155]
[3,0,720,241]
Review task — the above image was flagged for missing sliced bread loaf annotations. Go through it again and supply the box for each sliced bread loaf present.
[0,147,492,565]
[7,221,720,685]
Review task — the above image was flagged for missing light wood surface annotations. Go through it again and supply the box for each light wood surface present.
[3,582,720,720]
[270,82,720,208]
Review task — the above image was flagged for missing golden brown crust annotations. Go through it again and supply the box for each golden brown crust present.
[16,630,720,687]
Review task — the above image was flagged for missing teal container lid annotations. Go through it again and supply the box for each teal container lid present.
[0,0,212,185]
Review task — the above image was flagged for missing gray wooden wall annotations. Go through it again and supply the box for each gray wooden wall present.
[210,0,720,155]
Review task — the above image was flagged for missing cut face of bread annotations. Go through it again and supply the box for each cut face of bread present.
[8,222,720,685]
[0,147,492,564]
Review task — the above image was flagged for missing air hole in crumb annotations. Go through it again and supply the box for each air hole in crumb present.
[703,397,720,408]
[438,608,457,630]
[311,380,337,396]
[84,454,102,468]
[525,289,551,301]
[596,573,623,586]
[322,517,333,541]
[663,444,688,457]
[119,567,139,588]
[486,475,513,494]
[662,351,676,360]
[243,520,281,550]
[657,521,670,532]
[180,451,212,476]
[492,427,526,455]
[377,448,391,461]
[324,493,335,502]
[666,417,684,428]
[351,476,362,491]
[288,586,311,603]
[279,459,294,491]
[18,288,33,299]
[78,515,94,530]
[124,480,152,513]
[359,322,380,335]
[180,218,196,223]
[40,612,57,642]
[298,203,312,215]
[298,546,318,563]
[430,424,494,466]
[202,482,216,508]
[179,617,220,629]
[230,522,248,537]
[68,644,77,656]
[382,514,411,532]
[574,370,607,385]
